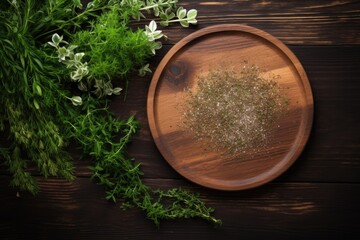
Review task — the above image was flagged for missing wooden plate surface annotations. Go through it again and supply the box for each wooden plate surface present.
[147,24,313,190]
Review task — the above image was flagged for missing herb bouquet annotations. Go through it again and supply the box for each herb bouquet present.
[0,0,220,226]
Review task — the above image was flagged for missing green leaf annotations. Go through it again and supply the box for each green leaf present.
[52,33,62,45]
[74,52,85,62]
[58,47,67,55]
[36,85,42,96]
[180,20,189,28]
[33,99,40,109]
[187,9,197,19]
[160,13,168,20]
[3,39,14,47]
[47,41,58,48]
[52,20,66,24]
[67,45,78,51]
[177,7,186,19]
[20,55,25,68]
[33,83,42,96]
[149,20,157,32]
[188,19,198,24]
[168,12,176,20]
[160,21,169,27]
[154,7,160,17]
[33,58,43,70]
[112,87,122,95]
[70,96,82,106]
[73,0,83,9]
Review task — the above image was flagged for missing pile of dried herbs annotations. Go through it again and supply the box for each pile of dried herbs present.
[0,0,220,226]
[182,64,286,154]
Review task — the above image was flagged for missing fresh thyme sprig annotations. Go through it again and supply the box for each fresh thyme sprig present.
[65,97,221,226]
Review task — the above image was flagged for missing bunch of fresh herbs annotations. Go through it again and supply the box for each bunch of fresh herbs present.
[0,0,220,226]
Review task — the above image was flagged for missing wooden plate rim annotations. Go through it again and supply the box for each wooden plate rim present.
[147,24,314,191]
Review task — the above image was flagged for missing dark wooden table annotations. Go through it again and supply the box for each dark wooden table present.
[1,1,360,239]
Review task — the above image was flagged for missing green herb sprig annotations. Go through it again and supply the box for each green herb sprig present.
[65,99,220,226]
[0,0,219,226]
[160,6,197,27]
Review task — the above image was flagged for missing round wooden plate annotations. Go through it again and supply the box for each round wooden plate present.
[147,24,313,191]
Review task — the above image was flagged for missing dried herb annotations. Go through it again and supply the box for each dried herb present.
[182,64,286,154]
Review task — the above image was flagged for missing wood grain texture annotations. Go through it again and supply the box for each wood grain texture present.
[135,45,360,183]
[0,177,359,240]
[132,0,360,45]
[0,47,359,183]
[0,0,360,238]
[147,24,313,190]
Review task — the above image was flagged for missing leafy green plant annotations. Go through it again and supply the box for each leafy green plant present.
[65,101,221,226]
[0,0,220,226]
[160,6,197,27]
[70,8,154,97]
[0,0,79,194]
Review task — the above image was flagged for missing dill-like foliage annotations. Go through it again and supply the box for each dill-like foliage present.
[72,8,151,84]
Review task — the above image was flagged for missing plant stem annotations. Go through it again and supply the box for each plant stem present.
[139,1,176,11]
[35,5,110,40]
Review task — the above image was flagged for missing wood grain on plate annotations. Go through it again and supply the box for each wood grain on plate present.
[147,24,314,190]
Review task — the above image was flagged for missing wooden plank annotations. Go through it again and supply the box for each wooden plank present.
[282,45,360,181]
[1,46,360,183]
[0,2,358,240]
[0,177,359,239]
[131,0,360,45]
